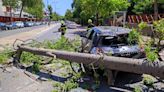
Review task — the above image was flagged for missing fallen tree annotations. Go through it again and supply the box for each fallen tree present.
[14,45,164,79]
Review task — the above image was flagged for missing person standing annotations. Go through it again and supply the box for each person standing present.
[59,21,67,36]
[87,19,94,31]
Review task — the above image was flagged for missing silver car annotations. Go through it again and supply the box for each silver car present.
[81,26,144,58]
[15,21,24,28]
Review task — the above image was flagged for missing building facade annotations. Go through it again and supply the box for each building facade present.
[0,0,32,18]
[0,0,6,16]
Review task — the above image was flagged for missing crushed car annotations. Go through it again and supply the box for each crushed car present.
[80,26,144,58]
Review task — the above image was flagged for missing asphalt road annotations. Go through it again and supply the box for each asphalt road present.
[34,24,81,42]
[34,24,61,42]
[0,25,48,38]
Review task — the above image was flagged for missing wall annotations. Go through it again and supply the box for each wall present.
[0,0,5,16]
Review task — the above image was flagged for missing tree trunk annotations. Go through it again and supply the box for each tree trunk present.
[9,7,12,22]
[19,5,24,18]
[96,12,99,26]
[154,0,158,20]
[15,45,164,79]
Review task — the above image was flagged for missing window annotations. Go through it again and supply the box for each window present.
[99,34,129,46]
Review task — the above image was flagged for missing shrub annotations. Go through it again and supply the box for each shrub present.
[133,86,142,92]
[143,75,154,87]
[0,48,13,64]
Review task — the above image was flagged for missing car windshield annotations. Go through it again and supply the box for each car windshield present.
[98,34,131,46]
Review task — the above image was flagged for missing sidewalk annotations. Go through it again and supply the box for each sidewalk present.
[0,67,53,92]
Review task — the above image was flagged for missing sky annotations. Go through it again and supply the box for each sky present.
[43,0,73,16]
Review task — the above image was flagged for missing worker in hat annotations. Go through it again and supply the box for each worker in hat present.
[87,19,94,31]
[59,20,67,36]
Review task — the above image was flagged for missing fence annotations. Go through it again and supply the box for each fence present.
[109,13,164,26]
[0,16,40,23]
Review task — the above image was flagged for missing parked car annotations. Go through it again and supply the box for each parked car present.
[0,22,7,30]
[33,22,39,26]
[15,21,24,28]
[80,26,144,58]
[24,22,33,27]
[5,22,18,30]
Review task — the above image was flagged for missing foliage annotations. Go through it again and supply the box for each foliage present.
[44,36,81,52]
[72,0,83,24]
[144,42,158,62]
[143,75,154,87]
[153,19,164,50]
[129,0,164,14]
[0,48,13,64]
[52,12,60,21]
[48,5,53,20]
[19,0,44,18]
[72,0,130,25]
[2,0,18,9]
[128,22,159,62]
[20,37,81,74]
[20,52,42,65]
[65,9,73,20]
[52,73,81,91]
[132,0,154,14]
[138,22,148,30]
[0,53,8,64]
[128,29,141,44]
[146,51,158,62]
[25,0,44,19]
[32,62,41,73]
[2,0,19,17]
[63,79,79,91]
[133,86,142,92]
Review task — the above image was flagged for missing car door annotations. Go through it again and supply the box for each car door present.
[81,29,95,53]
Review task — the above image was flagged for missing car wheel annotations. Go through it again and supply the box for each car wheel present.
[5,27,8,30]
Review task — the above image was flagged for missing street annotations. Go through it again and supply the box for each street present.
[0,25,49,38]
[0,23,59,47]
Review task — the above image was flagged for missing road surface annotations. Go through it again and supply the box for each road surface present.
[0,23,59,47]
[0,25,48,38]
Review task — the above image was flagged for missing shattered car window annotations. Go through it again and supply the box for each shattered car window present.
[98,34,129,46]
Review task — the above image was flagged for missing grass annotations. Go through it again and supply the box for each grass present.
[0,53,8,64]
[133,86,142,92]
[0,48,13,64]
[52,71,82,92]
[143,75,155,87]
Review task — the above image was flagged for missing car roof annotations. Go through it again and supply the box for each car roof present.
[92,26,131,36]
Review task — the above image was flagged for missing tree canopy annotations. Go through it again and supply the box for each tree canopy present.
[65,9,73,20]
[2,0,19,17]
[25,0,44,19]
[47,5,53,20]
[132,0,154,14]
[51,12,60,21]
[2,0,18,8]
[72,0,130,25]
[128,0,164,14]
